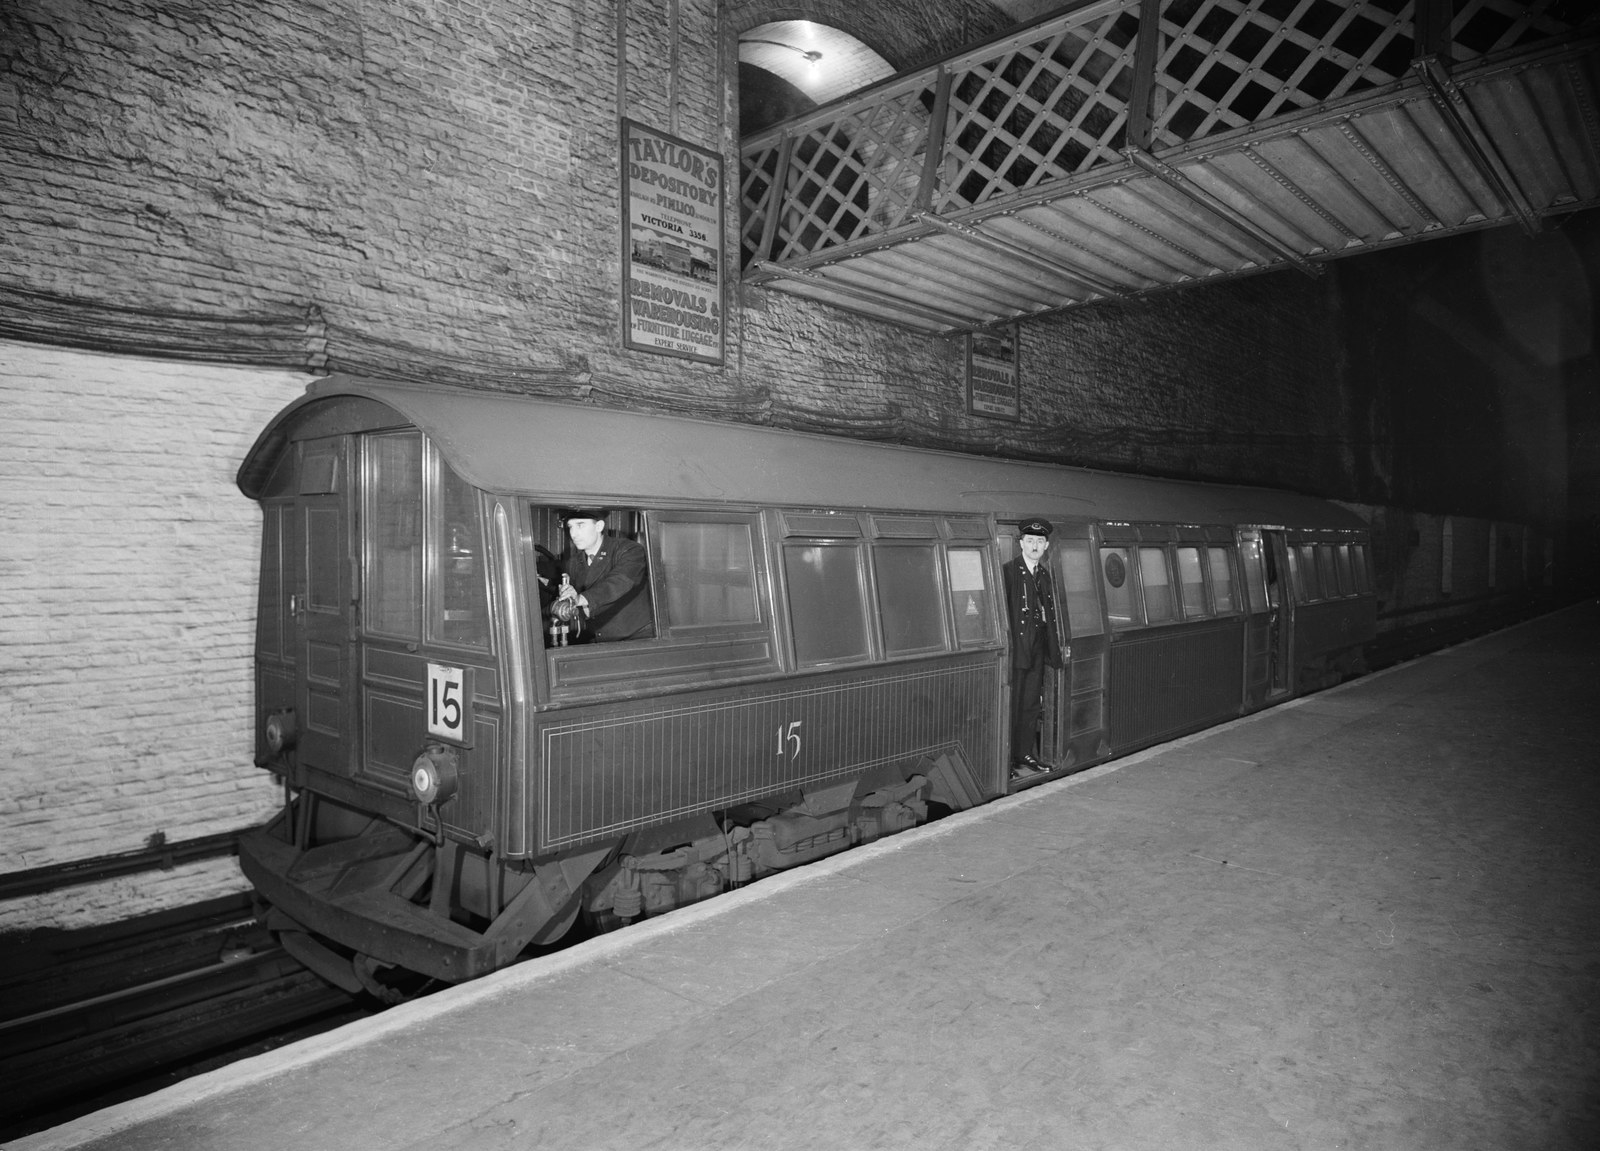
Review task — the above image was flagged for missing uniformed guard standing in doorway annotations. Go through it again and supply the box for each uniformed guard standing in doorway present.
[1002,516,1065,780]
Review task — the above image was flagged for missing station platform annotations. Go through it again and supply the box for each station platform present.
[17,602,1600,1151]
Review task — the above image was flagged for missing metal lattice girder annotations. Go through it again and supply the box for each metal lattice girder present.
[935,3,1144,211]
[740,0,1600,333]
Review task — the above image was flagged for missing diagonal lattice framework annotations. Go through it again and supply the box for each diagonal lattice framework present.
[742,81,941,265]
[740,0,1593,268]
[935,7,1142,212]
[1149,0,1418,144]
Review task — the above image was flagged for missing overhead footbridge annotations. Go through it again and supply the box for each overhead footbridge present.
[739,0,1599,332]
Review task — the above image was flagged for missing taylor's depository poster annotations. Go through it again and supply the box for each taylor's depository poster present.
[621,119,724,365]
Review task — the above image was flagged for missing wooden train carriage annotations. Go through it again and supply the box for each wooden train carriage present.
[236,377,1373,988]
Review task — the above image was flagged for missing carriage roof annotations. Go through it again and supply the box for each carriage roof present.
[239,375,1367,532]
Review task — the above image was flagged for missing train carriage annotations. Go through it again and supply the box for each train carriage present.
[237,377,1374,993]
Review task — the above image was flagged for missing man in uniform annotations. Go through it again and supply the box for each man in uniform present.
[552,507,656,642]
[1003,516,1064,780]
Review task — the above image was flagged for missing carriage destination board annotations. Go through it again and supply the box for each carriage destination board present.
[621,119,724,365]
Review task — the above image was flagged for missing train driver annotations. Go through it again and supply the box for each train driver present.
[1003,516,1064,780]
[551,507,656,642]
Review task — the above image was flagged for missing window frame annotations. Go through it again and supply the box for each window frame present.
[648,509,768,640]
[871,538,952,658]
[782,536,874,669]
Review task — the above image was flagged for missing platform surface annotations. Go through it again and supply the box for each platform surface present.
[18,602,1600,1151]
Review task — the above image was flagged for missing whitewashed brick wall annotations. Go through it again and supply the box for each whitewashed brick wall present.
[0,342,309,932]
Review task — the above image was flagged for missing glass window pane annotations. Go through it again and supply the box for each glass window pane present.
[1317,545,1340,598]
[1176,546,1206,617]
[1352,544,1369,593]
[307,507,341,612]
[1056,540,1102,637]
[875,545,945,654]
[785,544,867,664]
[947,547,995,645]
[1101,547,1135,627]
[1295,545,1319,602]
[367,432,422,639]
[1335,544,1354,597]
[1140,547,1175,623]
[433,458,489,648]
[1207,547,1236,613]
[1241,537,1267,613]
[660,521,758,627]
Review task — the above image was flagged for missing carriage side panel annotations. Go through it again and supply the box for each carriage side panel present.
[532,655,1002,853]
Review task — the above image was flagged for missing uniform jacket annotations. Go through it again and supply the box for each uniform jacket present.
[564,534,655,641]
[1002,556,1064,669]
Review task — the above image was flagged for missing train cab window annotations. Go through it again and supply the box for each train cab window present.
[1056,540,1103,637]
[1335,544,1354,595]
[1207,547,1237,613]
[874,544,945,655]
[532,506,656,644]
[1175,547,1207,618]
[366,431,424,638]
[1101,547,1135,627]
[946,547,996,645]
[658,520,758,628]
[1351,544,1370,594]
[1139,547,1175,623]
[784,543,869,665]
[432,459,489,648]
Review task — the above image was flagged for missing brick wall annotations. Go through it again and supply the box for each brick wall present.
[0,0,1388,501]
[0,343,308,932]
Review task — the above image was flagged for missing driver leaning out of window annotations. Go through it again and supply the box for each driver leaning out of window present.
[551,507,656,641]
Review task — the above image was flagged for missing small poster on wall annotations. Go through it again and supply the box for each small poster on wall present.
[966,325,1020,420]
[620,119,724,365]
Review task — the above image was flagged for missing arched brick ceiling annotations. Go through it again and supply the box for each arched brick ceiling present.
[739,21,895,106]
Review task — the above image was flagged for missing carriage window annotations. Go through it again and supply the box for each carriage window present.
[1316,545,1340,599]
[1335,545,1354,598]
[1139,547,1175,623]
[1101,547,1135,627]
[1056,540,1103,637]
[1175,547,1207,618]
[1294,545,1318,602]
[367,432,423,639]
[660,521,758,627]
[785,543,868,664]
[875,544,945,655]
[1207,547,1237,613]
[1240,537,1267,613]
[1351,544,1370,593]
[431,459,489,648]
[946,547,995,645]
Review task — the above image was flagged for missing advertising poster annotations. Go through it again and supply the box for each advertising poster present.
[966,325,1020,420]
[621,119,724,364]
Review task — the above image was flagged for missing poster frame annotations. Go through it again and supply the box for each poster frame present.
[619,118,725,365]
[965,324,1021,421]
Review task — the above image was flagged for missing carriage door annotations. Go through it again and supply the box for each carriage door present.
[1052,532,1109,770]
[1240,529,1292,707]
[289,435,355,774]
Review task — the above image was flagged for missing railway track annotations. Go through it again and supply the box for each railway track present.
[0,894,369,1142]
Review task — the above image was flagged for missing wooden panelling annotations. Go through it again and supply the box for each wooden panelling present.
[1108,620,1244,749]
[532,656,1002,852]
